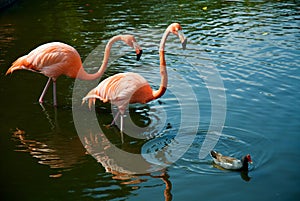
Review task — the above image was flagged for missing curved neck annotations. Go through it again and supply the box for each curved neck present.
[77,35,123,80]
[153,29,170,99]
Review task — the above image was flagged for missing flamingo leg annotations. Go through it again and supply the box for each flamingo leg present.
[111,110,124,143]
[111,111,120,126]
[39,77,52,104]
[52,80,57,107]
[120,114,124,143]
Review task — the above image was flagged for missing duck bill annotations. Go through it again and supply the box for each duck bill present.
[178,30,187,50]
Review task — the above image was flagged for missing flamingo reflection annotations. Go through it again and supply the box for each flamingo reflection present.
[10,128,173,200]
[83,131,173,201]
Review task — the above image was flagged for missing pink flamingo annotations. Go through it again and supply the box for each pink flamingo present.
[82,23,187,133]
[5,35,143,106]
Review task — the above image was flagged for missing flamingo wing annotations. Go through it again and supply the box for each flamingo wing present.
[6,42,82,78]
[83,72,153,112]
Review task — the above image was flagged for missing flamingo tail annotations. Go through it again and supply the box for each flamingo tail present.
[6,55,30,75]
[82,88,107,109]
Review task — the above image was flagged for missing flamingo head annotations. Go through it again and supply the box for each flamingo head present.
[168,23,187,50]
[121,35,143,61]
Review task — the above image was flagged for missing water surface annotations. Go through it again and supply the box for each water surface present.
[0,0,299,200]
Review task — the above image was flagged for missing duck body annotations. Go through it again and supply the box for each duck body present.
[210,150,252,171]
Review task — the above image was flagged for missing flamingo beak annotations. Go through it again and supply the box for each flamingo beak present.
[136,49,143,61]
[178,30,187,50]
[133,41,143,61]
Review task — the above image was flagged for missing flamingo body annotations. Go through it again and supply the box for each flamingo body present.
[6,42,82,79]
[83,23,186,133]
[6,35,142,106]
[83,72,155,113]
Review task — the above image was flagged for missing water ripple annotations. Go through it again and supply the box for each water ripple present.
[174,126,273,176]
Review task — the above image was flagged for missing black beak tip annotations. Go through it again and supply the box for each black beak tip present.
[136,50,143,61]
[182,38,187,50]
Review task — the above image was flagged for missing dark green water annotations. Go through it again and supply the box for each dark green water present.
[0,0,299,200]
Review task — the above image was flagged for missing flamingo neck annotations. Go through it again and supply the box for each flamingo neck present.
[76,35,123,80]
[153,29,170,99]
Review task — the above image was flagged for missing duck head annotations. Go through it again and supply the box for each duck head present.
[242,154,253,170]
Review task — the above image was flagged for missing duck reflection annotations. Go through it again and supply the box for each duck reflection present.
[212,162,251,182]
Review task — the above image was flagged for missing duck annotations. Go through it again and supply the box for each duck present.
[210,150,252,171]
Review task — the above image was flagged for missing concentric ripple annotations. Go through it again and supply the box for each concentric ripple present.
[173,126,272,175]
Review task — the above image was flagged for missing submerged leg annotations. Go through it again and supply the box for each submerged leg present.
[111,111,120,126]
[52,80,57,107]
[39,77,52,104]
[110,109,125,143]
